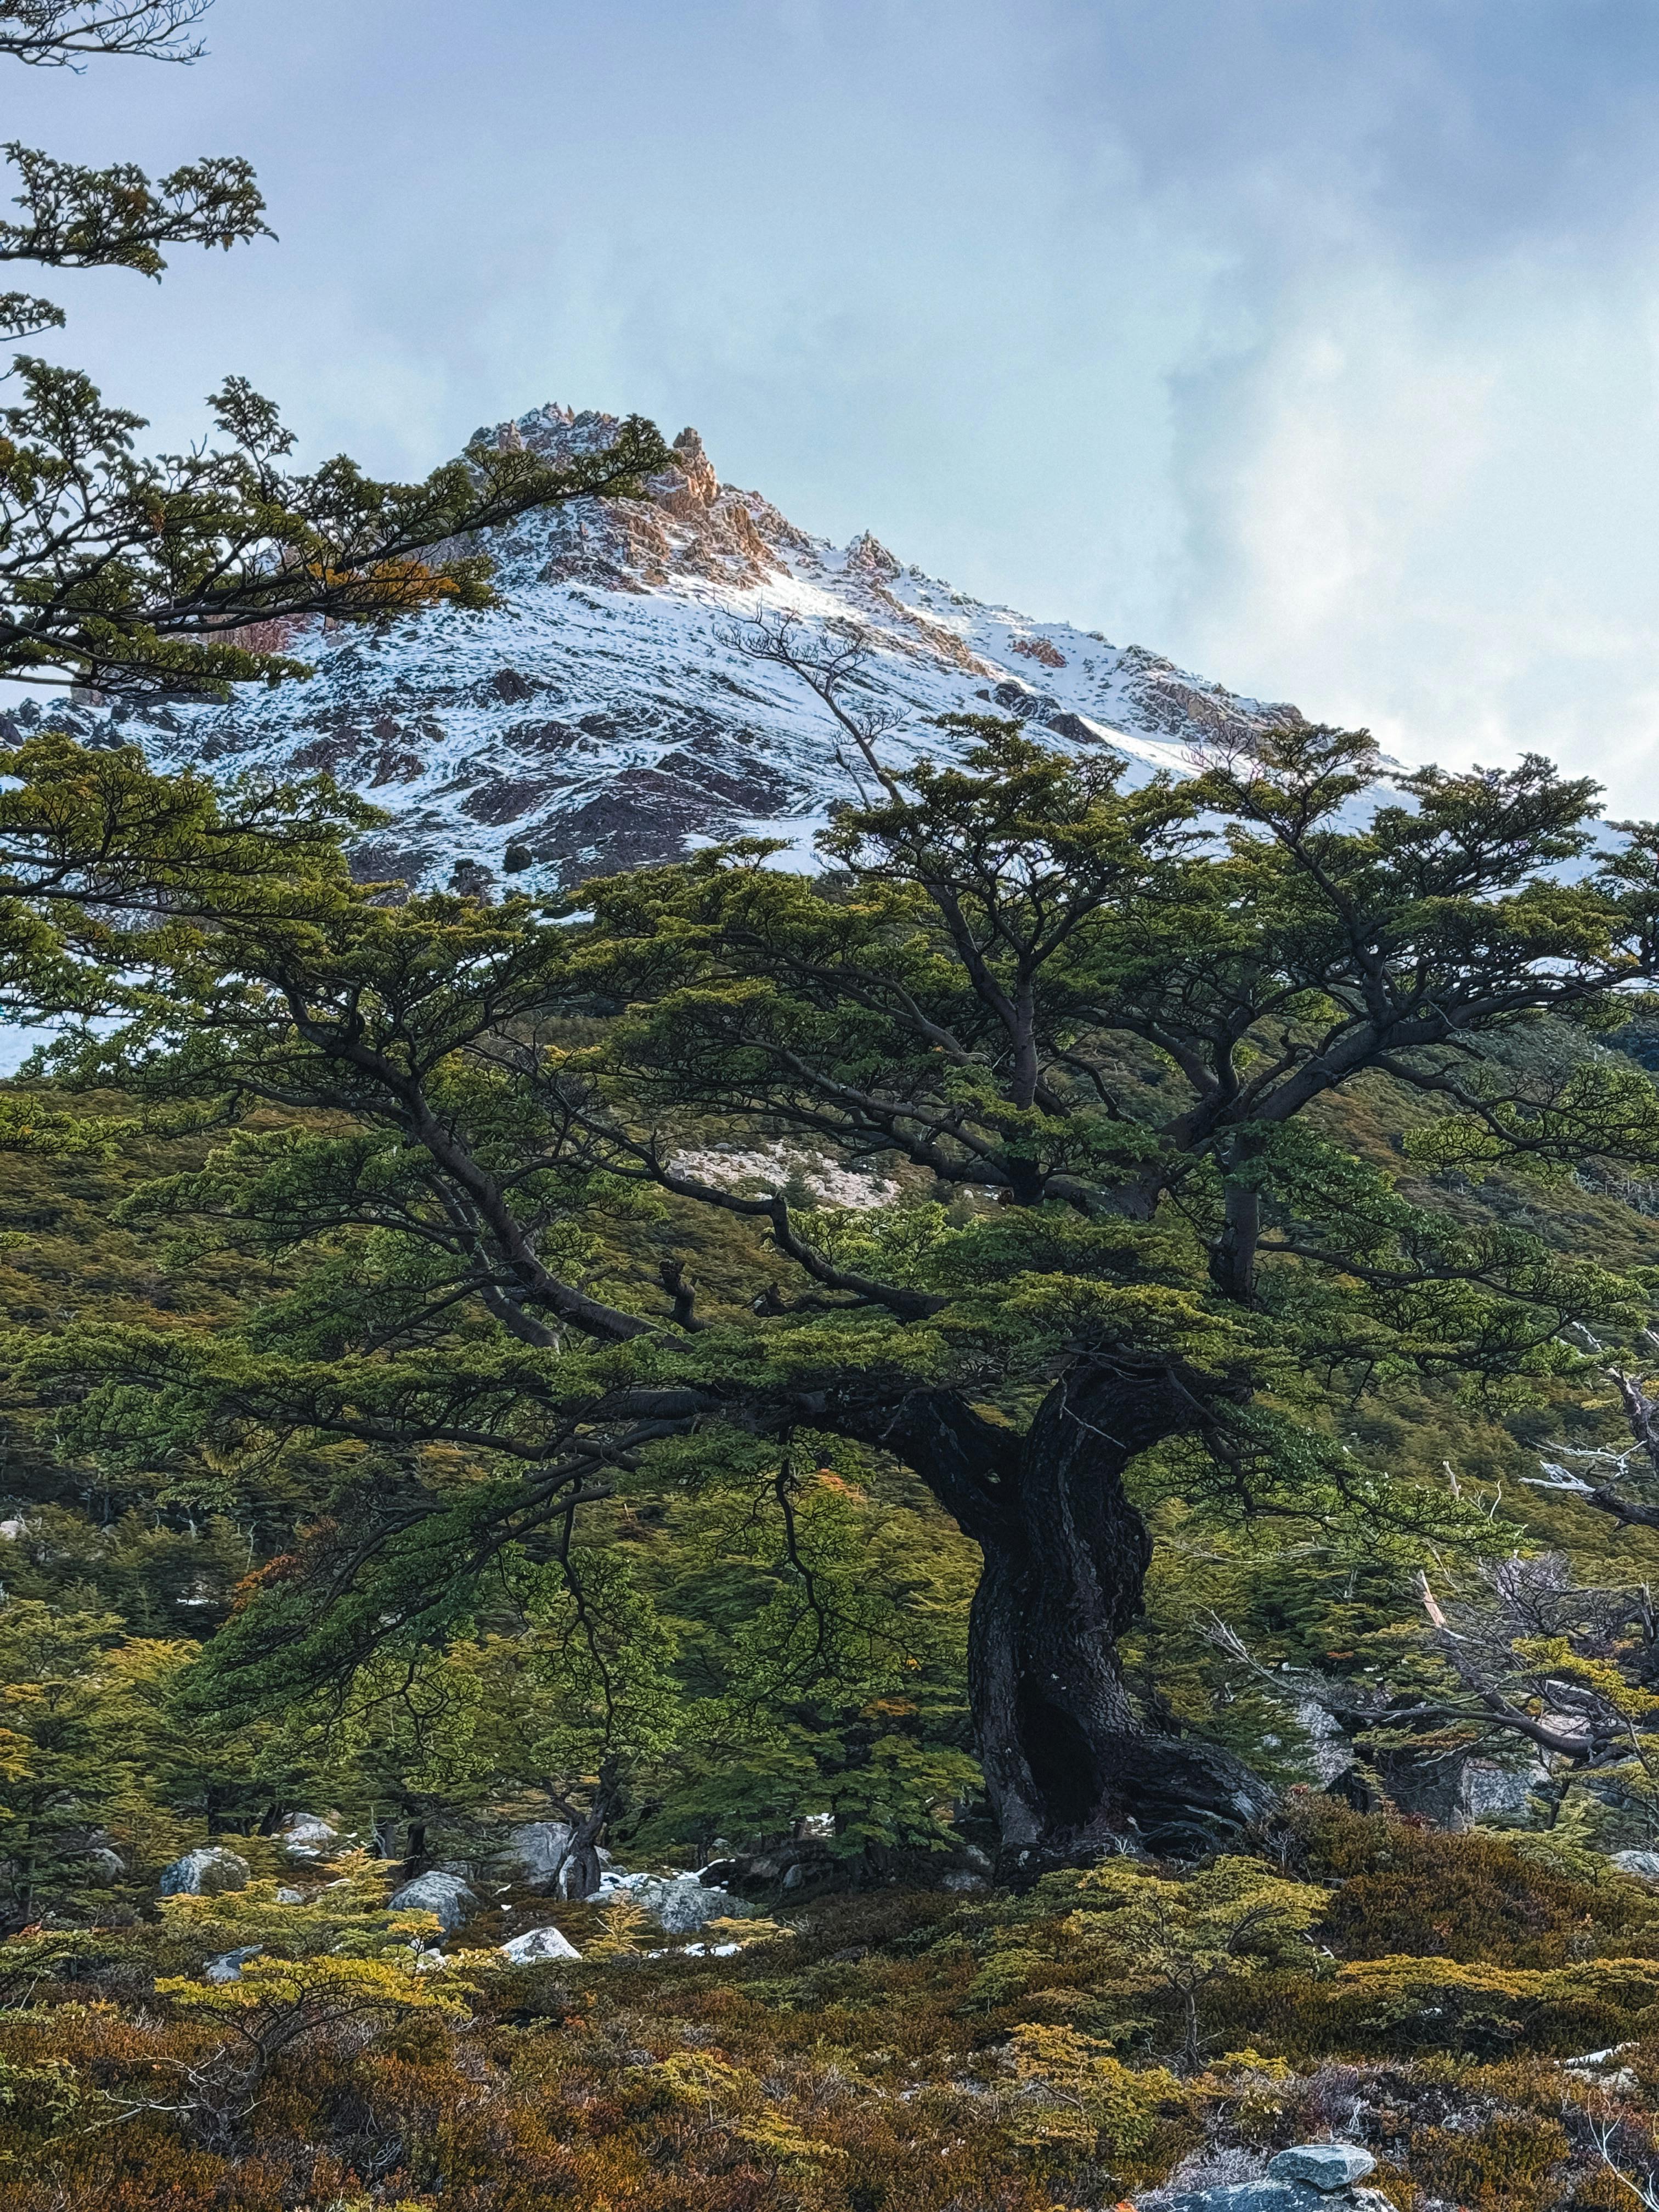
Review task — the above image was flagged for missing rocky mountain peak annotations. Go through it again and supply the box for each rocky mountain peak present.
[18,403,1311,894]
[843,529,900,579]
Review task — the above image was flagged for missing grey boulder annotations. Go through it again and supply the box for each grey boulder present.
[276,1813,339,1859]
[593,1870,753,1935]
[389,1871,477,1933]
[505,1819,608,1896]
[500,1925,581,1963]
[1154,2145,1381,2212]
[204,1945,263,1984]
[159,1846,250,1897]
[1612,1849,1659,1881]
[1268,2147,1376,2191]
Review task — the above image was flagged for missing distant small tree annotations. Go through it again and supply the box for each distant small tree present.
[1057,1855,1325,2069]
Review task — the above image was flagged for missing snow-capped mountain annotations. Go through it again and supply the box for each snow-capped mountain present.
[30,405,1311,890]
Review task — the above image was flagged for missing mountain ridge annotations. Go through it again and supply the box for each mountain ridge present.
[11,404,1314,890]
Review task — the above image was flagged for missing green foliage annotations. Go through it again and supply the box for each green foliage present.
[0,363,670,698]
[0,1599,199,1916]
[0,0,670,699]
[1041,1855,1327,2066]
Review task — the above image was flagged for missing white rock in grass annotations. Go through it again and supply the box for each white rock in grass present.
[500,1925,581,1963]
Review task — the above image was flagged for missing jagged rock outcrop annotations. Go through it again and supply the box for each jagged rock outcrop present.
[19,404,1314,893]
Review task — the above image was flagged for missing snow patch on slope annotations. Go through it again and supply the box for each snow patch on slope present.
[19,407,1313,891]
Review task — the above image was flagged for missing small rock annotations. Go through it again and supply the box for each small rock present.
[941,1870,990,1893]
[782,1863,805,1891]
[500,1925,582,1963]
[389,1871,477,1932]
[158,1846,251,1897]
[81,1846,125,1886]
[275,1813,339,1859]
[1267,2145,1376,2191]
[275,1886,307,1905]
[204,1945,262,1984]
[1612,1849,1659,1881]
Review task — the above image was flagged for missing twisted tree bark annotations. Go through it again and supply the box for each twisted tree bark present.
[845,1366,1277,1875]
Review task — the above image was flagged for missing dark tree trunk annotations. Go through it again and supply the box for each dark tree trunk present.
[552,1760,619,1900]
[844,1364,1277,1875]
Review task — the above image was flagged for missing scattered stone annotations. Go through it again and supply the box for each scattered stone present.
[500,1925,581,1963]
[275,1886,307,1905]
[276,1813,340,1858]
[1267,2146,1376,2190]
[204,1945,262,1984]
[591,1869,754,1935]
[158,1846,250,1897]
[389,1871,477,1933]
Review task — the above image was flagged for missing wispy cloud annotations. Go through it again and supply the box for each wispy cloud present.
[16,0,1659,799]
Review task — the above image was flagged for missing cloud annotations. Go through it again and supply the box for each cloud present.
[12,0,1659,799]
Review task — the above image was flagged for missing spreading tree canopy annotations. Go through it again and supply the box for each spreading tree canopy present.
[16,715,1659,1871]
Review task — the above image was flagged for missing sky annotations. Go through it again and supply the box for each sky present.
[19,0,1659,804]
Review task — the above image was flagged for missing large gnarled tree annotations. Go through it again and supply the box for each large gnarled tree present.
[18,714,1659,1872]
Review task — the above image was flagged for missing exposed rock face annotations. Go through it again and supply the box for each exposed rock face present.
[389,1870,477,1932]
[157,1846,250,1897]
[1267,2148,1375,2190]
[24,405,1315,894]
[204,1945,262,1984]
[503,1819,610,1898]
[1370,1746,1532,1830]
